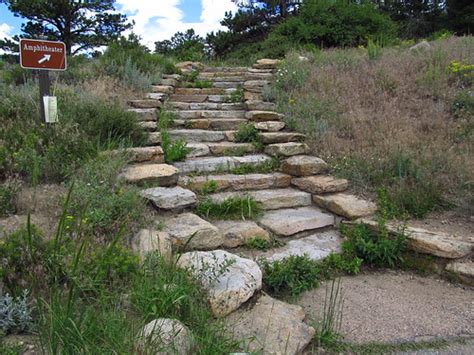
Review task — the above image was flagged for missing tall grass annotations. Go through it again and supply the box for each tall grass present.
[274,37,474,218]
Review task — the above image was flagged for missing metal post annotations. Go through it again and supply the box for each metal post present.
[38,70,50,123]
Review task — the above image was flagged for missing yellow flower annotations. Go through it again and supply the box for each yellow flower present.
[289,98,296,105]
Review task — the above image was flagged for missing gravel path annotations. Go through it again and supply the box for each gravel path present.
[296,271,474,345]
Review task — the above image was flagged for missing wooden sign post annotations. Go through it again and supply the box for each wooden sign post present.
[19,38,67,123]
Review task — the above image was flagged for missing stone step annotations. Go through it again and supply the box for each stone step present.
[174,88,233,95]
[169,94,231,103]
[355,218,473,259]
[104,146,164,164]
[158,78,178,86]
[247,230,343,263]
[139,121,157,131]
[206,188,312,210]
[127,108,157,121]
[203,67,248,73]
[446,261,474,285]
[253,59,280,70]
[259,207,335,237]
[265,143,309,157]
[179,173,292,193]
[186,142,257,158]
[197,76,246,82]
[172,118,247,131]
[199,71,248,78]
[128,99,162,109]
[150,85,173,94]
[313,193,377,220]
[173,154,271,174]
[244,80,271,93]
[214,220,270,248]
[254,121,286,132]
[281,155,328,176]
[213,82,242,89]
[292,175,349,194]
[246,100,277,111]
[119,163,179,186]
[168,102,245,111]
[140,186,197,211]
[245,111,284,122]
[170,110,246,119]
[146,93,167,101]
[261,132,306,144]
[163,213,224,251]
[148,130,228,145]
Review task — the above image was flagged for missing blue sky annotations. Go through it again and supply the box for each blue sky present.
[0,0,237,48]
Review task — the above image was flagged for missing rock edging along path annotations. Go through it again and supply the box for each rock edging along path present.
[116,59,473,354]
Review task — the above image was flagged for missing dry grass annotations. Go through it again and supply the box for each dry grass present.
[275,36,473,216]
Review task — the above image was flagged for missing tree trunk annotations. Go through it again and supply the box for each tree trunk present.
[280,0,287,18]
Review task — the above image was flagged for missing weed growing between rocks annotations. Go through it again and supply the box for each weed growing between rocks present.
[230,157,281,175]
[195,196,263,220]
[234,123,264,150]
[315,279,344,349]
[159,110,191,163]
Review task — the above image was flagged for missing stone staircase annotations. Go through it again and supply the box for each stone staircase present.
[116,59,473,354]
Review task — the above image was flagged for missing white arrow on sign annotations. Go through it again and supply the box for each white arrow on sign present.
[38,54,52,64]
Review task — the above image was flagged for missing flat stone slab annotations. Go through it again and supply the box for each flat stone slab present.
[265,142,309,157]
[174,155,271,174]
[132,229,172,262]
[127,108,157,121]
[169,129,226,142]
[150,85,173,94]
[119,164,179,186]
[206,142,256,156]
[172,110,246,119]
[292,175,349,194]
[105,146,164,164]
[245,110,283,122]
[257,230,343,262]
[179,173,292,193]
[214,220,270,248]
[208,188,312,210]
[281,155,329,176]
[261,132,306,144]
[357,219,473,259]
[140,186,197,210]
[446,260,474,285]
[169,94,208,103]
[128,99,162,109]
[177,250,262,317]
[225,294,315,355]
[138,318,193,354]
[174,88,226,95]
[313,193,377,219]
[169,102,245,111]
[259,207,335,237]
[246,100,276,111]
[187,143,211,157]
[163,213,224,250]
[254,121,285,132]
[139,121,157,131]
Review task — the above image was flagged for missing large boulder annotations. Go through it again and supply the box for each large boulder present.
[132,229,173,262]
[225,294,315,354]
[177,250,262,317]
[137,318,193,354]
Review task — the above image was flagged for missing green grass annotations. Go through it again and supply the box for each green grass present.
[244,237,284,251]
[230,157,281,175]
[159,110,191,163]
[199,180,218,195]
[195,196,263,220]
[234,123,264,150]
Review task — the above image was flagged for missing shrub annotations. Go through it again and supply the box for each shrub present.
[234,123,263,149]
[0,290,32,335]
[0,83,145,182]
[245,237,272,250]
[195,196,263,220]
[262,255,322,297]
[69,155,146,239]
[159,110,191,163]
[340,221,407,268]
[0,180,18,217]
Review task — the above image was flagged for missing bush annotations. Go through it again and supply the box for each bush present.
[0,82,145,182]
[0,180,18,217]
[69,155,146,239]
[341,221,407,268]
[234,123,263,149]
[0,290,32,335]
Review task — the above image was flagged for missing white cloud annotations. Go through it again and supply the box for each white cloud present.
[0,23,13,40]
[116,0,237,49]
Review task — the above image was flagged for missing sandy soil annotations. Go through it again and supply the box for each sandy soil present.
[296,271,474,345]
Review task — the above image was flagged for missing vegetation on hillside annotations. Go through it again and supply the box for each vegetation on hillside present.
[272,36,473,218]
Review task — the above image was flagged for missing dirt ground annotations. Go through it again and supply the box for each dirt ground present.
[296,271,474,345]
[409,210,474,241]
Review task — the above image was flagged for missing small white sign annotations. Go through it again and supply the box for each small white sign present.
[43,96,58,123]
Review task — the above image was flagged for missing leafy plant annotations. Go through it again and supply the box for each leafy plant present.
[340,220,407,268]
[0,290,32,335]
[195,196,263,220]
[230,157,281,175]
[0,181,18,217]
[234,123,263,150]
[245,237,272,250]
[159,110,191,163]
[200,180,218,195]
[224,87,244,103]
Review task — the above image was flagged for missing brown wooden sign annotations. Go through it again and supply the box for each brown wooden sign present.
[20,39,67,71]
